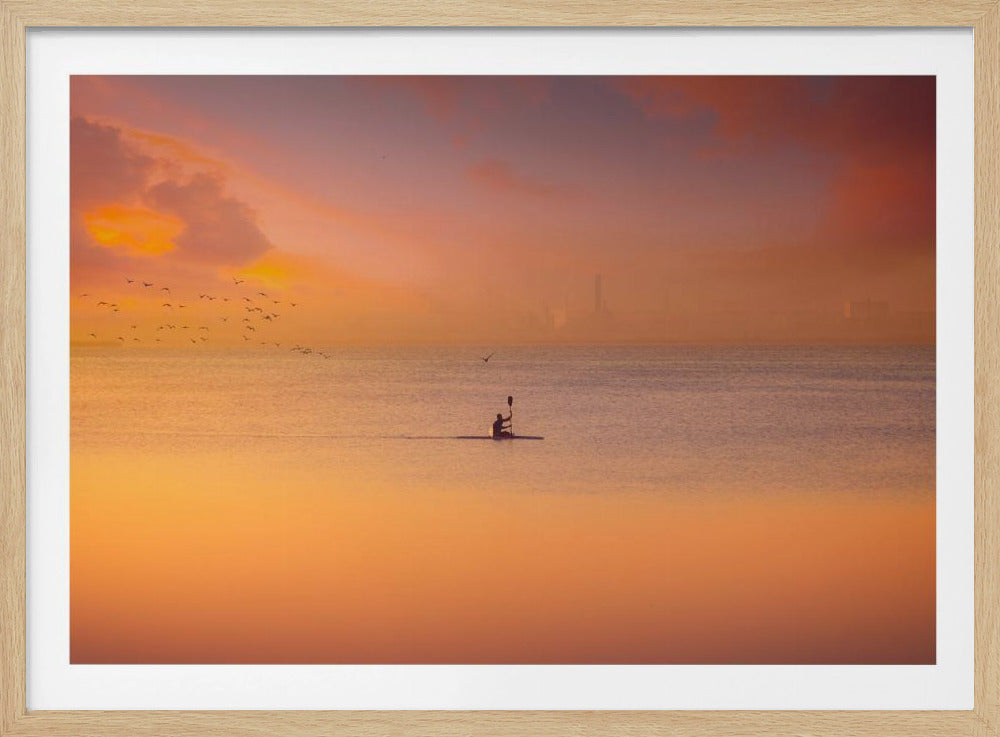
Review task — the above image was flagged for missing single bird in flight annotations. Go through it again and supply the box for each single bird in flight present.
[481,352,495,364]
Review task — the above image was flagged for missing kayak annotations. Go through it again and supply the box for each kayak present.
[455,435,545,441]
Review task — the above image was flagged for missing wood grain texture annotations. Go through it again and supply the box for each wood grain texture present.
[1,1,998,736]
[1,710,994,737]
[976,3,1000,736]
[1,0,998,27]
[0,3,26,736]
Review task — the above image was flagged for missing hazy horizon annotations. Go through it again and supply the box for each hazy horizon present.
[70,75,935,347]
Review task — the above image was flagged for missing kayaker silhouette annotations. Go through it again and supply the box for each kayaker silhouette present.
[492,412,512,439]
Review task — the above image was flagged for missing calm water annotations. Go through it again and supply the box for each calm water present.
[72,344,935,498]
[70,344,936,664]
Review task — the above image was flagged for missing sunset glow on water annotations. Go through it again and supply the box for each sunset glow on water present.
[71,346,934,663]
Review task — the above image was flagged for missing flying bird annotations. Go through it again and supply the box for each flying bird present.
[257,292,268,297]
[142,282,153,287]
[125,277,134,284]
[88,333,96,339]
[481,352,495,364]
[160,287,170,293]
[233,278,245,285]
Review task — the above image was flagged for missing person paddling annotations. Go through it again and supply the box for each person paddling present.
[492,411,512,439]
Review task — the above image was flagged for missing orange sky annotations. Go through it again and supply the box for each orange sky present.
[70,76,936,346]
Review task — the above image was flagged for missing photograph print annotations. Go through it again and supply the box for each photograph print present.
[70,75,935,664]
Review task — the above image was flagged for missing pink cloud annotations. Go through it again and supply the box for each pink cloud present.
[466,158,556,198]
[72,117,276,272]
[145,173,273,266]
[71,117,153,209]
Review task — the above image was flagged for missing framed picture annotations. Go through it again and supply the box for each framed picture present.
[1,4,997,737]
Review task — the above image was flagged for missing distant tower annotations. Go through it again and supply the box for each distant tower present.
[594,273,602,315]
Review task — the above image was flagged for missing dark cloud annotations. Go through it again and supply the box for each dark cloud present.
[144,173,272,265]
[71,116,153,209]
[613,76,935,163]
[71,117,274,270]
[613,76,935,265]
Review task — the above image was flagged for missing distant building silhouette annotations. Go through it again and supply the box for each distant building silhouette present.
[844,299,890,321]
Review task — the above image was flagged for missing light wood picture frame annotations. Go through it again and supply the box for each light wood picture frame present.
[1,2,997,735]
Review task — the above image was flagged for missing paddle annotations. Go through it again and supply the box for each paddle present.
[507,395,514,437]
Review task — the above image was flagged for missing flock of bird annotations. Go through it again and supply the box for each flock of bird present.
[81,275,505,368]
[79,275,332,358]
